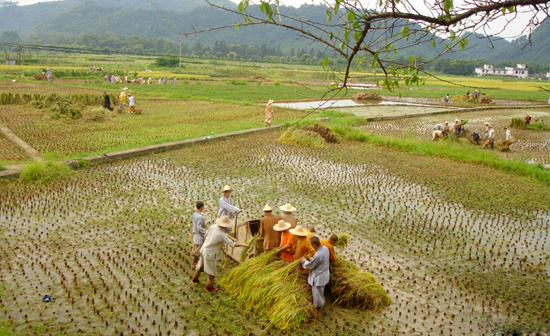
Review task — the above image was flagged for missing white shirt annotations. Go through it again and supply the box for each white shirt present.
[505,129,511,140]
[128,96,135,107]
[217,196,240,219]
[199,224,235,260]
[488,128,495,140]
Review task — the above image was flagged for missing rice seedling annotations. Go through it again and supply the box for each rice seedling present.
[330,259,390,310]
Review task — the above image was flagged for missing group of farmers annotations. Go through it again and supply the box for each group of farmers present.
[189,185,337,310]
[432,118,513,149]
[101,88,136,114]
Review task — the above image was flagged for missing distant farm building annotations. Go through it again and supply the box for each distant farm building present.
[474,64,528,78]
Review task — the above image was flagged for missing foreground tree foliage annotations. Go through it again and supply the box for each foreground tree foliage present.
[202,0,550,91]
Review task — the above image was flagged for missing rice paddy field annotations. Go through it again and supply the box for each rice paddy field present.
[1,130,550,335]
[1,53,550,335]
[362,108,550,164]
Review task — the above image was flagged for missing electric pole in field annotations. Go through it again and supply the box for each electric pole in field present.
[179,39,182,68]
[16,41,22,65]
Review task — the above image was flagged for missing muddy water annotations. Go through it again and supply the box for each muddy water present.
[1,135,549,335]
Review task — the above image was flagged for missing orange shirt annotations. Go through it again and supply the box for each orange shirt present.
[279,231,295,262]
[293,236,315,261]
[320,239,337,261]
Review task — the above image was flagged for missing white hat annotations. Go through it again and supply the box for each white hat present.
[216,216,233,228]
[267,100,274,105]
[289,225,308,237]
[279,203,296,212]
[222,185,232,192]
[484,122,490,126]
[263,204,273,212]
[273,220,291,231]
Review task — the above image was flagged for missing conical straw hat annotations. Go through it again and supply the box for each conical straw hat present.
[263,204,273,212]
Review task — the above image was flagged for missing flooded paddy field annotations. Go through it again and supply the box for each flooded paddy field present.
[362,108,550,163]
[1,131,549,335]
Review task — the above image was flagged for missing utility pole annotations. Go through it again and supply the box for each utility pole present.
[179,39,182,68]
[16,41,22,65]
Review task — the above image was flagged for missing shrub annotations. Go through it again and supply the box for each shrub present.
[20,161,73,183]
[277,128,327,148]
[228,79,247,85]
[0,163,4,172]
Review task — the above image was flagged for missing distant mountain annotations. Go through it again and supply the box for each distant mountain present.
[1,0,550,65]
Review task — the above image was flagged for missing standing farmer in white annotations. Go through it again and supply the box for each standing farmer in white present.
[301,236,330,310]
[191,201,206,267]
[191,216,249,292]
[218,185,240,220]
[128,94,136,114]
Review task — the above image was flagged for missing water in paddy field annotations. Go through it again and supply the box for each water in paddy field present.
[273,99,455,118]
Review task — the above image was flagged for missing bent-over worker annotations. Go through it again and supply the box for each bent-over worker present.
[301,236,330,310]
[291,225,315,260]
[320,235,338,262]
[192,216,248,292]
[260,204,281,251]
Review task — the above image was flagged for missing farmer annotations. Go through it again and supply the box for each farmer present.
[274,220,294,263]
[482,124,495,149]
[301,236,330,310]
[291,226,315,261]
[118,89,127,109]
[525,114,532,125]
[191,201,207,267]
[102,92,112,111]
[505,127,512,141]
[218,185,240,222]
[451,119,460,136]
[306,226,316,240]
[191,216,249,292]
[442,121,450,135]
[46,69,52,83]
[279,203,297,229]
[128,94,136,114]
[320,235,338,262]
[172,77,177,84]
[265,100,274,127]
[260,204,281,251]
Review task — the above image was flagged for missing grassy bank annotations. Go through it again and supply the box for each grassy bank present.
[333,125,550,184]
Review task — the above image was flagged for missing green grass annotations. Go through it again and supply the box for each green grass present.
[277,128,327,148]
[329,124,550,185]
[19,161,74,183]
[0,164,4,172]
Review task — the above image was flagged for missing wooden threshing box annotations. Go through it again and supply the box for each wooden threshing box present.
[224,219,264,263]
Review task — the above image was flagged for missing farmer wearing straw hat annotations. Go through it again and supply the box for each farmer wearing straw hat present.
[128,94,136,114]
[274,220,294,262]
[192,216,249,292]
[260,204,281,251]
[118,88,128,109]
[301,236,330,310]
[265,100,274,127]
[482,124,496,150]
[279,203,297,229]
[218,185,240,221]
[291,226,315,261]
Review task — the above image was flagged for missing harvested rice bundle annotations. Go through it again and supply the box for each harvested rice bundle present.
[334,234,349,248]
[220,252,316,330]
[330,259,390,310]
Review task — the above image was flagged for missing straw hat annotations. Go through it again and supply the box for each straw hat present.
[263,204,273,212]
[289,225,309,237]
[222,185,232,192]
[279,203,296,212]
[484,122,490,126]
[273,220,291,232]
[216,215,233,228]
[444,121,449,124]
[267,100,274,105]
[455,119,459,122]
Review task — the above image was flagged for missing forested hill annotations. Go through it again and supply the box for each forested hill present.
[1,0,550,65]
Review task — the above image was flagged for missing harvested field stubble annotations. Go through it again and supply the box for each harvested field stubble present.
[1,130,549,334]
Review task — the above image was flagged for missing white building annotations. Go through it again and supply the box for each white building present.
[474,64,528,78]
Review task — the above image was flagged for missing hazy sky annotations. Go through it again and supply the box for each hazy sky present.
[11,0,545,40]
